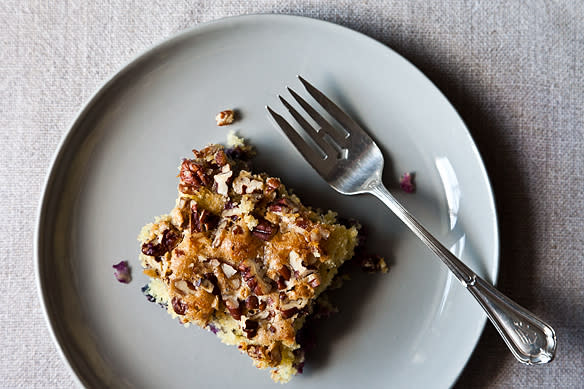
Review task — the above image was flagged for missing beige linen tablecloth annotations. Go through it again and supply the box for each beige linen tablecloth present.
[1,1,582,387]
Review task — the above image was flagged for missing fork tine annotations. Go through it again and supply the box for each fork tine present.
[266,105,327,169]
[286,87,349,147]
[278,95,338,158]
[298,76,369,142]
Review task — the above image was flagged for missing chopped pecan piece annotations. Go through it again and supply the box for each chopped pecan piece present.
[279,291,288,302]
[276,276,287,290]
[215,109,235,126]
[190,204,219,233]
[202,273,221,295]
[213,165,233,196]
[178,183,197,195]
[241,343,282,366]
[221,263,238,278]
[268,197,296,213]
[227,306,242,320]
[295,218,310,230]
[198,278,215,294]
[250,310,270,320]
[307,274,321,288]
[252,219,278,241]
[161,228,181,251]
[141,241,166,257]
[225,297,242,320]
[265,177,281,193]
[171,297,188,315]
[278,266,291,281]
[179,160,209,192]
[245,295,259,310]
[232,171,264,195]
[289,251,307,274]
[174,279,196,295]
[238,259,272,295]
[280,307,298,319]
[214,150,227,166]
[243,319,259,338]
[141,228,182,257]
[242,344,259,357]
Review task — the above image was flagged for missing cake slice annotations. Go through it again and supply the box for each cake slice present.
[138,141,359,383]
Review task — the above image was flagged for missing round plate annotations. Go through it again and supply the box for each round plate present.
[36,14,498,389]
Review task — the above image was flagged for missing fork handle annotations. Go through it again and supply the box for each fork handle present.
[369,183,556,365]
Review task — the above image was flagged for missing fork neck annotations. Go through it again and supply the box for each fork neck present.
[368,182,477,285]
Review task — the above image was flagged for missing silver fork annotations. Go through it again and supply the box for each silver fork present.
[267,76,556,365]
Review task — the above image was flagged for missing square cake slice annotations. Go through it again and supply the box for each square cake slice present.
[139,142,358,383]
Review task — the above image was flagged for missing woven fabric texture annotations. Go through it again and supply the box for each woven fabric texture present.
[1,1,582,387]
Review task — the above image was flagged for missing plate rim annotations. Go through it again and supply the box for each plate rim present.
[34,13,500,388]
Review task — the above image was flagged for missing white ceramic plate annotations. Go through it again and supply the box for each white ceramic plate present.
[36,14,498,389]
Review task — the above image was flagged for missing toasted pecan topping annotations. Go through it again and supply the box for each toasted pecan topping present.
[307,274,321,288]
[141,241,166,257]
[243,319,259,339]
[141,228,181,257]
[215,110,235,126]
[139,142,361,382]
[178,183,197,195]
[267,197,296,213]
[276,277,287,290]
[213,165,233,196]
[295,218,310,230]
[239,259,272,296]
[202,273,220,295]
[252,219,278,241]
[162,229,181,250]
[214,150,227,166]
[171,297,188,315]
[265,177,280,193]
[190,204,219,233]
[221,262,238,278]
[225,297,242,320]
[174,279,195,295]
[233,172,263,195]
[245,295,259,310]
[179,160,210,193]
[259,300,267,311]
[278,266,291,281]
[280,307,298,319]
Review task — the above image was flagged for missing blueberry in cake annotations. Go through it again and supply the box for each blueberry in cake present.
[138,138,359,383]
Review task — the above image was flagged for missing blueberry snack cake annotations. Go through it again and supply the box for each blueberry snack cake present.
[139,141,359,383]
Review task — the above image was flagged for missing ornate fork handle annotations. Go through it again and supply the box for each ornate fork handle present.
[370,183,556,364]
